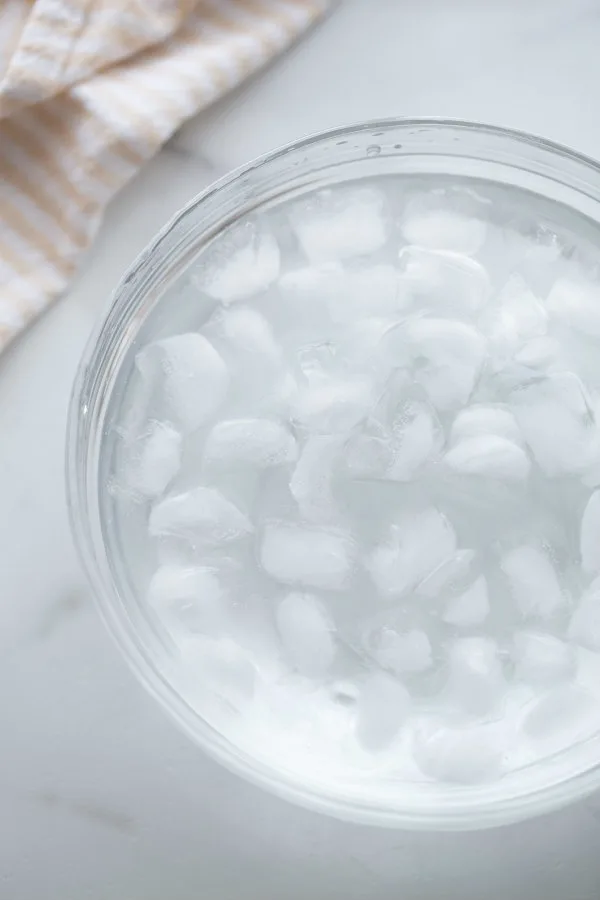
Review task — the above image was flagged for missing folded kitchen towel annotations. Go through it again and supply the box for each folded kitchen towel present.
[0,0,329,353]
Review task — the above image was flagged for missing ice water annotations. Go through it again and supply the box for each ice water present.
[107,175,600,793]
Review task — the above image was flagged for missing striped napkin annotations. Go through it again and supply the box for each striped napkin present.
[0,0,329,353]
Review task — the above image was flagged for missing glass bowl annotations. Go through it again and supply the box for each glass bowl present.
[68,118,600,830]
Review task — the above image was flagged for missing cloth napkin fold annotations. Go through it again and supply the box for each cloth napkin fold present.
[0,0,329,353]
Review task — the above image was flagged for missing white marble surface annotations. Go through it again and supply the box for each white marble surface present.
[4,1,600,897]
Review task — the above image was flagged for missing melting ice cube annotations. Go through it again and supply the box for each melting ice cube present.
[399,246,490,314]
[401,191,487,255]
[124,421,182,497]
[366,507,457,599]
[447,636,504,715]
[511,372,596,476]
[449,404,522,445]
[444,435,531,481]
[580,490,600,575]
[290,435,342,522]
[148,564,226,634]
[290,187,388,263]
[387,399,443,481]
[405,317,486,410]
[369,627,433,675]
[199,225,280,304]
[355,672,411,751]
[501,545,565,619]
[569,576,600,651]
[443,576,490,628]
[413,720,504,783]
[260,523,355,590]
[276,592,335,675]
[513,631,575,685]
[136,333,229,434]
[292,376,374,434]
[149,486,253,543]
[203,418,297,469]
[546,276,600,337]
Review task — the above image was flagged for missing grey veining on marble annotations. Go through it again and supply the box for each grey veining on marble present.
[3,2,600,898]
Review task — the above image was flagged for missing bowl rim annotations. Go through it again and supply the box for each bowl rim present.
[67,116,600,830]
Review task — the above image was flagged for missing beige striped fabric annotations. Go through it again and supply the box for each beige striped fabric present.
[0,0,330,353]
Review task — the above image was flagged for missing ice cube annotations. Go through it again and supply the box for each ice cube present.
[501,545,565,619]
[281,263,406,325]
[290,435,342,522]
[136,333,229,434]
[418,549,476,599]
[370,627,433,675]
[580,491,600,575]
[399,246,490,313]
[482,275,547,362]
[405,317,486,410]
[513,631,575,685]
[149,486,253,543]
[387,399,443,481]
[444,435,531,481]
[447,636,504,715]
[568,576,600,650]
[513,336,561,370]
[260,523,355,590]
[355,672,411,751]
[203,418,297,469]
[290,187,387,263]
[182,635,256,710]
[443,576,490,628]
[402,192,487,255]
[413,721,504,783]
[275,592,335,675]
[449,404,522,445]
[147,564,225,634]
[292,376,374,434]
[343,424,394,481]
[200,226,280,304]
[125,421,182,497]
[367,507,457,599]
[522,685,597,747]
[546,276,600,337]
[220,307,283,368]
[511,372,596,476]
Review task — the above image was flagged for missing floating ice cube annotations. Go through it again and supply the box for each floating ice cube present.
[501,545,565,619]
[220,307,283,368]
[260,523,355,590]
[522,685,597,747]
[580,491,600,574]
[405,318,486,410]
[511,372,596,476]
[203,419,297,469]
[290,187,387,263]
[367,507,457,599]
[125,421,182,497]
[444,435,531,481]
[292,376,374,434]
[449,404,522,445]
[513,631,575,685]
[482,275,547,363]
[402,192,487,255]
[447,636,504,715]
[418,549,476,599]
[148,564,225,634]
[200,226,280,304]
[370,627,433,675]
[413,721,504,783]
[281,263,406,325]
[568,576,600,650]
[355,672,411,751]
[399,246,490,313]
[182,635,256,710]
[290,435,341,522]
[443,576,490,628]
[343,424,394,481]
[546,277,600,337]
[276,592,335,675]
[388,399,443,481]
[149,486,253,543]
[136,333,229,434]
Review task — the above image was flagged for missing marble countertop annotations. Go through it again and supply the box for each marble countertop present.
[3,1,600,897]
